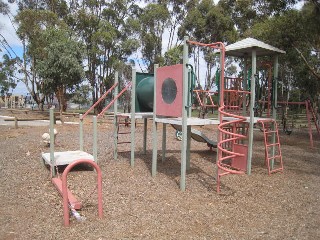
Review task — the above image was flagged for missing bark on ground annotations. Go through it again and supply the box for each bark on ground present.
[0,109,319,239]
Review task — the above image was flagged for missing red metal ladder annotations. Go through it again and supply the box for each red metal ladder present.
[258,119,284,175]
[116,115,132,147]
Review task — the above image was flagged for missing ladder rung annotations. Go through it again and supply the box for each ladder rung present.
[117,141,131,144]
[118,122,130,125]
[270,168,283,174]
[118,132,131,135]
[264,130,277,134]
[267,155,281,160]
[266,143,280,147]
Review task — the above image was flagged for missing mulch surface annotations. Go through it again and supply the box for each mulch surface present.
[0,109,320,239]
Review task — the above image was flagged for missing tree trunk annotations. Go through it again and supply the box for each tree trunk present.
[55,86,67,113]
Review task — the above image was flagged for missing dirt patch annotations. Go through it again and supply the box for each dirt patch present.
[0,109,320,239]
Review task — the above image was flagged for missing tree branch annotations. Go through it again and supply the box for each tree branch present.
[293,45,320,81]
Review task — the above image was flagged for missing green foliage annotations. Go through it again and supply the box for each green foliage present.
[164,45,183,65]
[0,54,20,95]
[71,84,91,108]
[251,1,320,100]
[139,3,170,71]
[36,27,84,92]
[0,0,9,14]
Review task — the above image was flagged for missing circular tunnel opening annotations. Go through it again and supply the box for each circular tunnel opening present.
[161,78,177,104]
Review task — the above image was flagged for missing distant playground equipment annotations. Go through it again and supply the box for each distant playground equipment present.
[252,61,319,147]
[259,99,319,147]
[42,109,102,226]
[1,95,26,108]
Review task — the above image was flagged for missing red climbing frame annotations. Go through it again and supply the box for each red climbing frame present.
[217,72,251,193]
[194,89,218,108]
[62,159,103,227]
[186,40,250,193]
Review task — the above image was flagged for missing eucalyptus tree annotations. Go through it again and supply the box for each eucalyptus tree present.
[251,1,320,103]
[218,0,298,37]
[71,0,140,113]
[139,2,170,72]
[0,54,20,96]
[0,0,9,14]
[15,5,62,110]
[36,27,84,112]
[178,0,237,88]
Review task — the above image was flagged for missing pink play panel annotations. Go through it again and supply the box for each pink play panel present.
[231,143,248,171]
[156,64,183,117]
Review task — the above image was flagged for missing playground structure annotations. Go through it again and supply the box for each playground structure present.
[215,38,287,192]
[43,36,320,224]
[79,37,288,192]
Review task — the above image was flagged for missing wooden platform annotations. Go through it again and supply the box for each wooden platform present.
[155,117,220,126]
[42,150,94,166]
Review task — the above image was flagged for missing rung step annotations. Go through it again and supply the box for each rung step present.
[267,155,281,160]
[264,130,277,134]
[118,123,130,125]
[270,168,283,174]
[118,141,131,144]
[266,143,280,147]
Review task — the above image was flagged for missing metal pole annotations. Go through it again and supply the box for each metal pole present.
[130,67,136,167]
[93,116,98,163]
[114,72,119,160]
[50,108,55,177]
[152,64,159,177]
[247,49,256,175]
[181,36,189,191]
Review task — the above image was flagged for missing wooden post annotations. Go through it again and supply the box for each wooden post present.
[152,64,159,177]
[130,67,136,167]
[271,56,279,168]
[93,116,98,163]
[143,118,147,155]
[247,49,256,175]
[180,36,189,191]
[14,117,18,129]
[114,72,119,160]
[79,114,83,151]
[50,108,56,177]
[162,123,166,162]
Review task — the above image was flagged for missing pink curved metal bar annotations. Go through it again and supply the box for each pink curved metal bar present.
[80,82,119,120]
[97,82,132,118]
[62,159,103,227]
[187,39,249,192]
